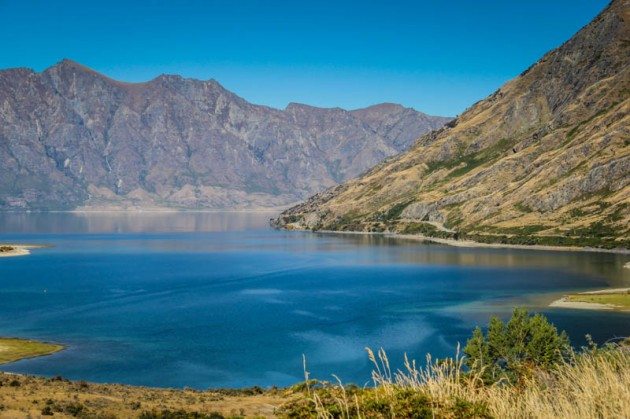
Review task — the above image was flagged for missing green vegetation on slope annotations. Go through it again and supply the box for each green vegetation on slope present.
[311,217,629,249]
[425,137,515,181]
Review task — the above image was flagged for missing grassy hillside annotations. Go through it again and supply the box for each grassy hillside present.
[0,374,291,418]
[274,0,630,250]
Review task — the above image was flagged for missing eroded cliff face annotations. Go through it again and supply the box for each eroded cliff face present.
[275,0,630,249]
[0,61,450,210]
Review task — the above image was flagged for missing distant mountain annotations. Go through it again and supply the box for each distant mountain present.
[274,0,629,249]
[0,61,450,210]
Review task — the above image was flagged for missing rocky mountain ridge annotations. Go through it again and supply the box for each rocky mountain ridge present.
[274,0,630,249]
[0,60,450,210]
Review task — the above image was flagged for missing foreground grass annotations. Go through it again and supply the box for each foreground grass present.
[0,338,63,365]
[2,347,627,418]
[565,292,630,309]
[280,345,630,418]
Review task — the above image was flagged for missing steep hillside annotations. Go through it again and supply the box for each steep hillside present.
[0,61,449,210]
[275,0,630,249]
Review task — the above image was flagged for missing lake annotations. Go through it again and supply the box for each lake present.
[0,212,628,389]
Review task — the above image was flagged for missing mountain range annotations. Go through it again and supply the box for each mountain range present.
[275,0,629,249]
[0,60,450,210]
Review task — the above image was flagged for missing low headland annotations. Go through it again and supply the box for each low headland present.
[0,338,64,365]
[0,244,44,258]
[0,310,628,418]
[550,288,630,311]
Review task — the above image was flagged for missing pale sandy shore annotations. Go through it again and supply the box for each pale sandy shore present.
[0,244,43,258]
[550,299,617,310]
[312,229,630,255]
[550,288,630,311]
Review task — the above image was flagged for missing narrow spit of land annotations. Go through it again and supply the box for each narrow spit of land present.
[0,338,64,365]
[550,288,630,311]
[0,244,44,258]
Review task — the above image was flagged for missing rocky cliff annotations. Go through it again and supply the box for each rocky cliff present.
[275,0,630,249]
[0,61,450,210]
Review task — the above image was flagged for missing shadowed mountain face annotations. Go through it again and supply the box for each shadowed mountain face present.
[0,61,450,210]
[275,0,630,248]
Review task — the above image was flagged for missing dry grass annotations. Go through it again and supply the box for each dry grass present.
[291,345,630,418]
[0,373,292,418]
[483,349,630,418]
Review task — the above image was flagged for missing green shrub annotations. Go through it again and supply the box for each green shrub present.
[382,201,412,221]
[450,397,492,418]
[464,308,570,383]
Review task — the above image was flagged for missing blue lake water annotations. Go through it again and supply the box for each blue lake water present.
[0,212,628,389]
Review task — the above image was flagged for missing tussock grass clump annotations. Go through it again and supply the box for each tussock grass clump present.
[279,311,630,418]
[482,348,630,418]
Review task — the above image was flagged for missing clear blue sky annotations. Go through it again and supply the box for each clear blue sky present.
[0,0,609,116]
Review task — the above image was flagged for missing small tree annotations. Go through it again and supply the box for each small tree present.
[464,308,570,383]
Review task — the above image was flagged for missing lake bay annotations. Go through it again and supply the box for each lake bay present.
[0,212,628,388]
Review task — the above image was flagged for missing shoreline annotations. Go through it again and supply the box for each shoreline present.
[550,288,630,311]
[309,229,630,255]
[71,207,288,213]
[0,207,290,214]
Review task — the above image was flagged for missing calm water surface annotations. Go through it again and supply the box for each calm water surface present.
[0,212,628,388]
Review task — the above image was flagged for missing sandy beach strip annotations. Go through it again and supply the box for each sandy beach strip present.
[549,298,617,310]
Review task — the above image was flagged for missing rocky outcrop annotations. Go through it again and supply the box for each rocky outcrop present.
[400,202,445,223]
[0,61,450,210]
[275,0,630,248]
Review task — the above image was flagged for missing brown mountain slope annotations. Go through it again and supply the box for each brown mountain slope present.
[0,61,450,210]
[274,0,630,249]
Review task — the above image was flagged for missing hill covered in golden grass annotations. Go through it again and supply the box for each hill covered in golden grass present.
[274,0,630,250]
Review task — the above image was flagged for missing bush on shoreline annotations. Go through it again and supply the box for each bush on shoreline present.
[278,310,629,418]
[464,308,571,384]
